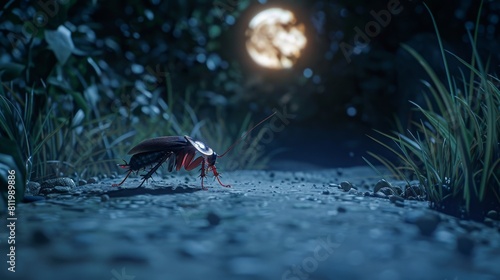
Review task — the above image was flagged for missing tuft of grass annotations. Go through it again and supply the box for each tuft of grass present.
[366,3,500,220]
[0,83,126,182]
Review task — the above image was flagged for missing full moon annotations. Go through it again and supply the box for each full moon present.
[245,8,307,69]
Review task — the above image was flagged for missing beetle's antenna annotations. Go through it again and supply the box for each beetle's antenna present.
[218,112,277,158]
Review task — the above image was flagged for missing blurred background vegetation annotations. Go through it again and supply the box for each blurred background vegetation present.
[0,0,499,216]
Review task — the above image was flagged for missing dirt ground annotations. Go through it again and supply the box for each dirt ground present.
[1,166,499,280]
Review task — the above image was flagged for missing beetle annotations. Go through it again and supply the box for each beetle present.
[113,113,276,189]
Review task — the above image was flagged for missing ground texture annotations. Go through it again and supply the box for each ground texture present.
[1,167,500,280]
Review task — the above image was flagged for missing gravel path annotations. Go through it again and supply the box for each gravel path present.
[1,167,499,280]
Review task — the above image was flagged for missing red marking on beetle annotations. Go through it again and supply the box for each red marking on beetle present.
[112,113,276,189]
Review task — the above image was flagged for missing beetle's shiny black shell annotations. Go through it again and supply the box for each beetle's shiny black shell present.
[125,135,217,171]
[128,136,189,155]
[127,151,169,170]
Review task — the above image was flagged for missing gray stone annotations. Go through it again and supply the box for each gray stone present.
[78,179,87,186]
[41,177,76,189]
[26,181,41,195]
[374,179,392,193]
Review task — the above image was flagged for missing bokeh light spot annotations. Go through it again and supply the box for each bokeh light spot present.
[347,106,357,117]
[245,8,307,69]
[303,68,313,78]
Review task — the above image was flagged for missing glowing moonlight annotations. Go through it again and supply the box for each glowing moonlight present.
[246,8,307,69]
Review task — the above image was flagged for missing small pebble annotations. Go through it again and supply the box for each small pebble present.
[322,190,330,195]
[374,179,392,193]
[101,194,110,202]
[337,206,347,213]
[206,211,221,226]
[415,213,441,236]
[87,177,99,184]
[26,182,41,195]
[78,179,87,186]
[340,181,352,192]
[456,234,474,256]
[486,210,498,220]
[379,187,394,196]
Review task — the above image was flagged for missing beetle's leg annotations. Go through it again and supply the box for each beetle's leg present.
[184,156,206,190]
[184,156,204,171]
[175,151,185,171]
[200,160,207,190]
[112,169,132,187]
[179,151,195,171]
[210,165,231,188]
[138,153,171,188]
